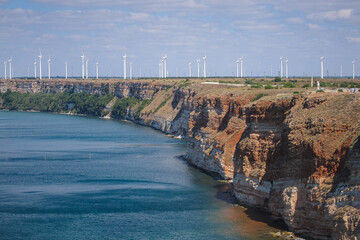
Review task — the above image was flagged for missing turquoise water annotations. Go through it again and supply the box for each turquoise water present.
[0,111,278,240]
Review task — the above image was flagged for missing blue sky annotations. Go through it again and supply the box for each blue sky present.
[0,0,359,78]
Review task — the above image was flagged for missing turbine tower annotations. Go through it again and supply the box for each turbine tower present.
[4,61,6,79]
[280,56,284,78]
[285,59,289,79]
[320,56,324,79]
[163,55,167,78]
[161,60,164,79]
[86,58,89,79]
[130,62,132,79]
[65,61,68,79]
[340,64,343,78]
[8,58,12,79]
[203,55,206,78]
[81,53,85,79]
[47,57,51,79]
[123,53,127,80]
[197,59,200,78]
[240,56,244,78]
[236,59,239,78]
[38,51,42,79]
[189,62,192,77]
[96,61,99,80]
[353,60,356,79]
[34,61,37,79]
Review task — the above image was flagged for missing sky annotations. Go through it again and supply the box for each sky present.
[0,0,359,78]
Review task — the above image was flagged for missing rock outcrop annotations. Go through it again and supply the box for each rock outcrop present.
[1,78,359,240]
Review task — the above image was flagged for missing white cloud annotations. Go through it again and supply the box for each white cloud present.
[347,37,360,43]
[308,9,354,21]
[287,17,304,24]
[308,23,321,29]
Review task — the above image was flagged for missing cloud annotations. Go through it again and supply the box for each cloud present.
[347,37,360,43]
[287,17,304,24]
[308,9,354,21]
[308,23,321,29]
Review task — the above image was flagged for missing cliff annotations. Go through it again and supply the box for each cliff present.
[0,78,359,240]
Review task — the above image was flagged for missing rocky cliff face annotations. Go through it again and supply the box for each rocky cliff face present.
[1,79,359,240]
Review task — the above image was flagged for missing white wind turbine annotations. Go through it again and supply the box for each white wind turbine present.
[320,56,324,79]
[197,59,200,78]
[340,64,343,78]
[81,53,85,79]
[38,51,42,79]
[8,57,12,79]
[163,55,167,78]
[189,62,192,77]
[123,53,127,80]
[65,61,68,79]
[240,56,244,78]
[96,61,99,80]
[130,62,132,79]
[236,59,240,78]
[48,57,51,79]
[285,59,289,79]
[353,60,356,79]
[280,56,284,78]
[34,61,37,79]
[203,55,206,78]
[86,58,89,79]
[161,59,164,78]
[4,60,7,79]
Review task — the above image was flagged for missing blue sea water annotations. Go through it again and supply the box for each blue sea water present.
[0,111,279,240]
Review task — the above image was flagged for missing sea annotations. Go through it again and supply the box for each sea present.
[0,111,283,240]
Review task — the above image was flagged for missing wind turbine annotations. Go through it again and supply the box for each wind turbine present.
[285,59,289,79]
[161,59,164,79]
[96,61,99,80]
[340,64,343,78]
[130,62,132,79]
[353,60,356,79]
[8,58,12,79]
[48,57,51,79]
[123,53,127,80]
[236,59,240,78]
[203,55,206,78]
[320,56,324,79]
[86,58,89,79]
[197,59,200,78]
[81,53,85,79]
[65,61,68,79]
[163,55,167,78]
[189,62,192,77]
[240,56,244,78]
[34,61,37,79]
[280,56,284,78]
[4,60,7,79]
[38,51,42,79]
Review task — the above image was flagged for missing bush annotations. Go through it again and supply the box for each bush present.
[252,93,268,102]
[274,77,282,82]
[265,84,274,89]
[245,79,253,84]
[338,89,343,92]
[282,82,296,88]
[302,84,310,88]
[251,83,262,88]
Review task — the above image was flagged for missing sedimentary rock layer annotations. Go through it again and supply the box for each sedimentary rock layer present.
[1,79,359,240]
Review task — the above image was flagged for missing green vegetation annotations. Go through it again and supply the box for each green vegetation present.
[338,89,343,92]
[339,82,360,88]
[251,83,263,88]
[245,79,253,84]
[302,84,310,88]
[274,76,282,82]
[0,90,113,116]
[179,79,192,88]
[264,84,274,89]
[219,80,240,84]
[252,93,268,102]
[154,95,172,113]
[282,82,296,88]
[111,97,152,119]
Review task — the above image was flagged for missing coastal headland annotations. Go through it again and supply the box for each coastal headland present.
[0,77,359,240]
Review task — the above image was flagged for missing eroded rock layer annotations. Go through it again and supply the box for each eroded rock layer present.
[1,79,359,240]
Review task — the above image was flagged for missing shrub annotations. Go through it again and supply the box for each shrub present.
[282,82,296,88]
[274,76,281,82]
[252,93,268,102]
[265,84,274,89]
